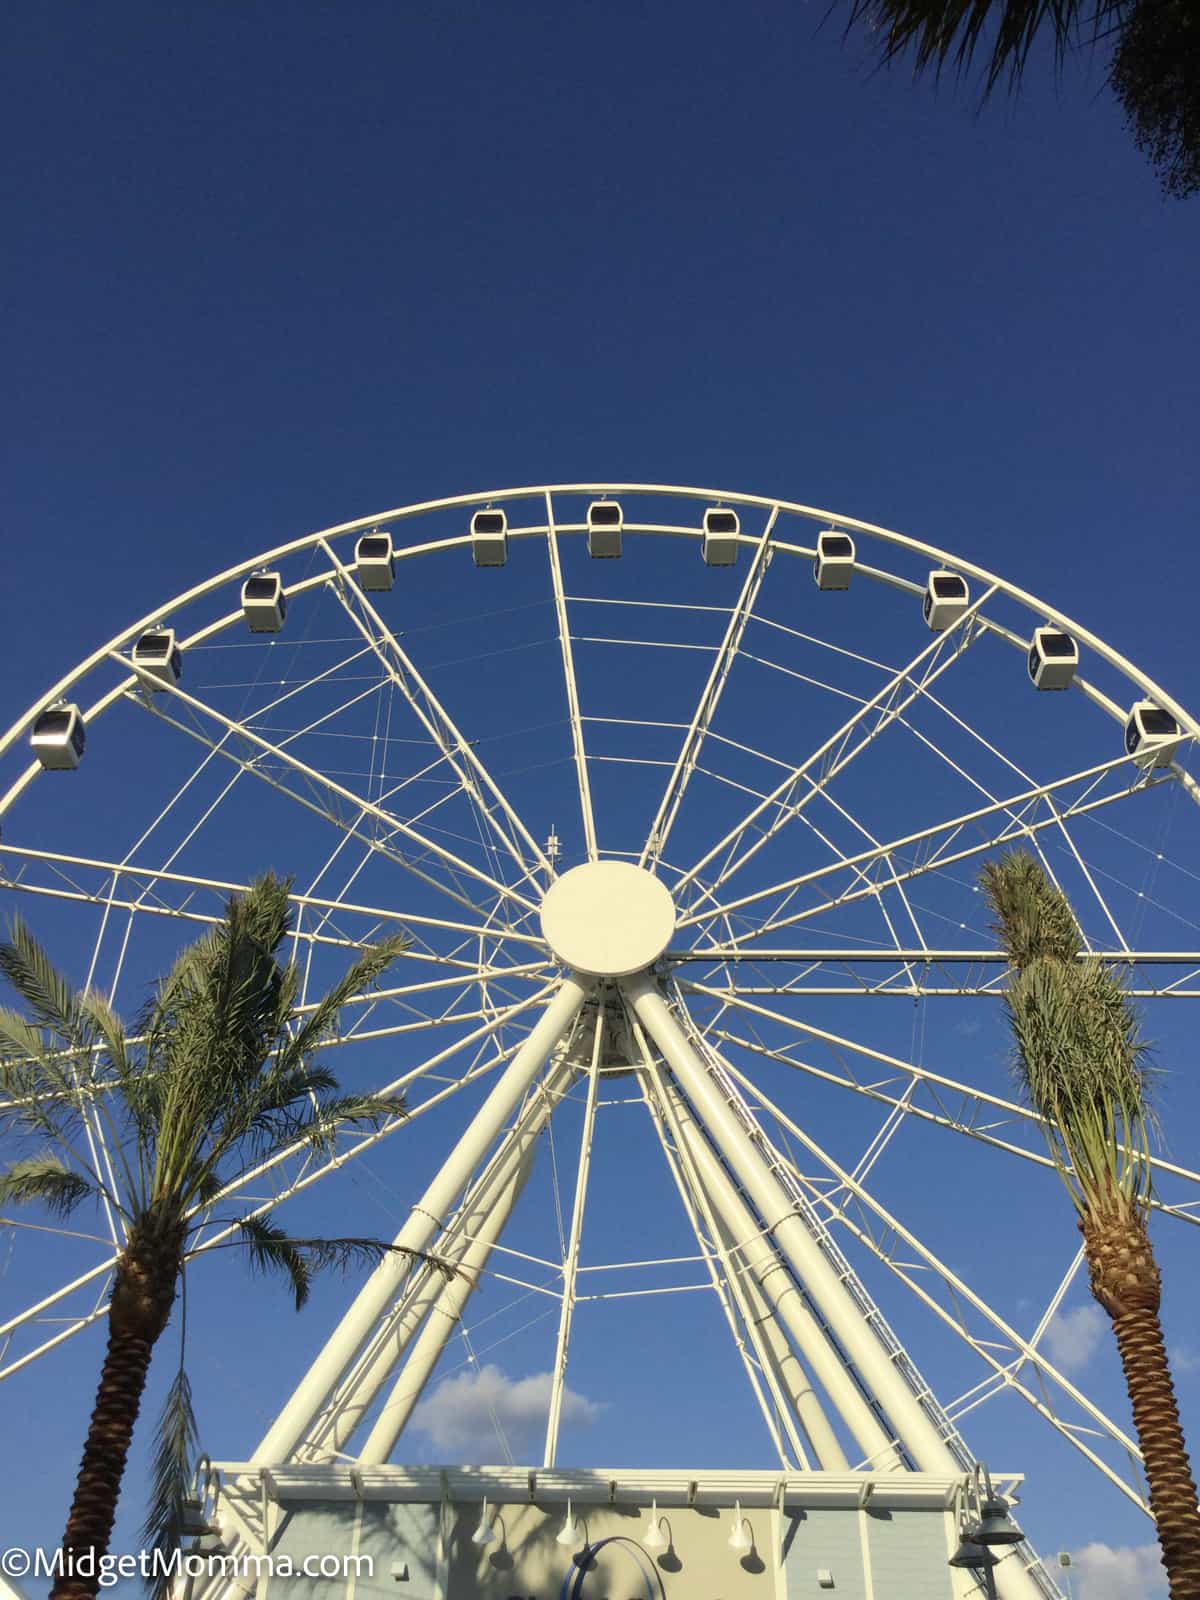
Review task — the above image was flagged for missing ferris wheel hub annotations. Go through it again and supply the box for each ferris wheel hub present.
[539,859,677,977]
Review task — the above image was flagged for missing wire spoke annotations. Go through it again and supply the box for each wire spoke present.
[674,585,998,911]
[675,747,1170,943]
[319,537,551,894]
[114,650,540,923]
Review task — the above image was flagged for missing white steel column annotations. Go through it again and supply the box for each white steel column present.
[640,1063,807,1468]
[305,1059,567,1459]
[644,1063,846,1469]
[662,1079,881,1471]
[624,971,955,1470]
[252,974,591,1464]
[543,1006,604,1467]
[358,1148,537,1462]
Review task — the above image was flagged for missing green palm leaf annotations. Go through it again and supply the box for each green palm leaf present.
[0,1152,96,1215]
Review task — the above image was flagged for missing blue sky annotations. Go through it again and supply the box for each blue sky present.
[2,4,1199,1598]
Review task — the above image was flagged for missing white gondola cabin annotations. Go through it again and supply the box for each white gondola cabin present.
[814,531,855,591]
[587,500,623,559]
[471,510,507,567]
[355,530,395,592]
[702,508,739,566]
[241,572,287,633]
[1125,700,1182,769]
[1028,628,1078,690]
[31,703,86,770]
[923,570,969,631]
[131,628,182,689]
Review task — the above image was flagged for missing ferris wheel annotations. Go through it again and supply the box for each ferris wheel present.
[3,484,1199,1598]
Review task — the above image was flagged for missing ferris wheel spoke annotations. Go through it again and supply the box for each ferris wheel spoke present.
[684,989,1200,1226]
[641,507,779,871]
[673,585,998,913]
[668,954,1200,998]
[684,752,931,977]
[675,746,1167,943]
[722,1059,1152,1515]
[545,493,597,860]
[115,654,540,924]
[318,538,551,896]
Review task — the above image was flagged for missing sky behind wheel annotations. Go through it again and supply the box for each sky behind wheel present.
[2,5,1198,1598]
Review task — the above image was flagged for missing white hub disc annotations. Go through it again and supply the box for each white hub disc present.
[539,860,677,977]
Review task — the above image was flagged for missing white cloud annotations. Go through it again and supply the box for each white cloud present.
[1072,1541,1166,1599]
[411,1364,603,1457]
[1044,1303,1108,1375]
[1169,1342,1200,1376]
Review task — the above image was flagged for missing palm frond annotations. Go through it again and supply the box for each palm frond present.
[234,1215,314,1309]
[844,0,1127,95]
[149,878,297,1199]
[981,849,1155,1217]
[279,933,411,1066]
[227,1217,452,1310]
[0,1153,97,1215]
[0,917,91,1043]
[141,1364,200,1581]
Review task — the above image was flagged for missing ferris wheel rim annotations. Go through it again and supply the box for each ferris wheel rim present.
[2,481,1197,771]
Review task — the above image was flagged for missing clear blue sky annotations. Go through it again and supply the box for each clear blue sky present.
[2,4,1198,1598]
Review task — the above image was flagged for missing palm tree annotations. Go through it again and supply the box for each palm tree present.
[0,875,427,1599]
[843,0,1200,197]
[979,849,1200,1597]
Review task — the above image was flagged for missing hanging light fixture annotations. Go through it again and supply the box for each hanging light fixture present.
[947,1472,1004,1574]
[641,1499,667,1551]
[471,1498,497,1547]
[728,1500,752,1554]
[972,1467,1026,1547]
[556,1500,581,1548]
[179,1494,212,1540]
[949,1532,999,1569]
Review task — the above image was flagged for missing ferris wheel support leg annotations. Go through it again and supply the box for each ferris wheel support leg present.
[659,1078,876,1471]
[304,1059,568,1460]
[357,1140,538,1463]
[623,972,956,1471]
[251,974,592,1465]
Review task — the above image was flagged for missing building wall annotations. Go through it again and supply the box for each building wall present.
[444,1502,778,1599]
[255,1496,958,1600]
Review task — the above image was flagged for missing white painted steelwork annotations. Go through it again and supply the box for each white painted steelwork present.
[9,483,1200,1600]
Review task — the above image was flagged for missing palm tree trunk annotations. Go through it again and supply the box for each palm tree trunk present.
[51,1233,179,1600]
[1108,1305,1200,1599]
[1084,1213,1200,1600]
[51,1322,159,1599]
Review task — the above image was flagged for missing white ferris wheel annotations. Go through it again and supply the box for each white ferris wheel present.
[3,484,1199,1598]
